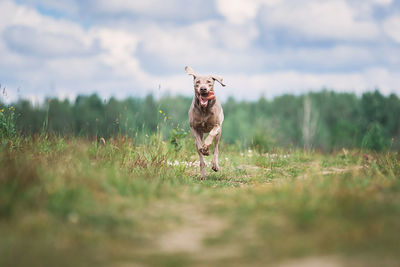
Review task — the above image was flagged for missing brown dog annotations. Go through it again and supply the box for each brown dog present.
[186,66,226,179]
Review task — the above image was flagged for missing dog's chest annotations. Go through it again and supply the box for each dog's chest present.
[193,112,216,133]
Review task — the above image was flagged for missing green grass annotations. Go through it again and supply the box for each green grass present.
[1,135,400,266]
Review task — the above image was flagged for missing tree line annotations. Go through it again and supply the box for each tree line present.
[3,90,400,151]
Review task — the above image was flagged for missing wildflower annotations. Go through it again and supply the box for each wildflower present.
[100,137,106,145]
[0,108,4,113]
[159,110,163,114]
[68,212,79,224]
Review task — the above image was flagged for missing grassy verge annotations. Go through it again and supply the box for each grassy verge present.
[0,135,399,266]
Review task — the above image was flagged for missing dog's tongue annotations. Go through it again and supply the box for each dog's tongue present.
[199,95,208,107]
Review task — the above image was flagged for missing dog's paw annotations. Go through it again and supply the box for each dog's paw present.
[200,149,210,156]
[200,145,210,156]
[211,164,219,172]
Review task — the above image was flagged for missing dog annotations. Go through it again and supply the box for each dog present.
[185,66,226,180]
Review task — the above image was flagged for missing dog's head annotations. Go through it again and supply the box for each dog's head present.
[185,66,225,108]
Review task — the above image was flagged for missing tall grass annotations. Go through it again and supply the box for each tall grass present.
[0,105,17,143]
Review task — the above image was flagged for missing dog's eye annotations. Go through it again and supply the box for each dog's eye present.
[195,80,200,84]
[207,80,212,84]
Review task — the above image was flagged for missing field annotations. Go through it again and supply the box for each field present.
[1,134,400,267]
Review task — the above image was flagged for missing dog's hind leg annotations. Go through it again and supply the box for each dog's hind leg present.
[190,127,206,179]
[211,132,221,172]
[197,150,206,179]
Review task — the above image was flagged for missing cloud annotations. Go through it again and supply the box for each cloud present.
[216,0,284,24]
[92,28,144,78]
[18,0,219,23]
[14,0,79,17]
[259,46,373,72]
[216,0,260,24]
[0,1,154,101]
[92,0,218,21]
[371,0,393,5]
[133,20,264,75]
[220,68,400,100]
[0,0,400,104]
[383,15,400,43]
[157,67,400,102]
[3,25,97,58]
[258,0,380,41]
[216,0,387,41]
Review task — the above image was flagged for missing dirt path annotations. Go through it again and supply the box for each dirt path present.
[157,203,222,253]
[156,200,239,261]
[148,160,365,264]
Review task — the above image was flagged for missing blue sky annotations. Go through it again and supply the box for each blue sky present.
[1,0,400,103]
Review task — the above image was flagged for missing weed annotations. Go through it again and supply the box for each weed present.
[169,127,188,151]
[0,105,18,143]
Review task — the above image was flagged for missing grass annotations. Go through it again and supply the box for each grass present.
[0,134,400,267]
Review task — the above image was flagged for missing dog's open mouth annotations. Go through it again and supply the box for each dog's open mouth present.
[198,92,215,108]
[199,93,209,107]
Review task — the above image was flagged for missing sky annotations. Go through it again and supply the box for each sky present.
[1,0,400,103]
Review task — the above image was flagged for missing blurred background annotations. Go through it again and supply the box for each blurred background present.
[1,0,400,150]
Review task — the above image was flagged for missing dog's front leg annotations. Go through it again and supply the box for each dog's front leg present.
[190,127,206,179]
[201,125,221,156]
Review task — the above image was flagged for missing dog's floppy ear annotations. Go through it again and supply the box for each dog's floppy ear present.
[212,75,226,87]
[185,66,197,78]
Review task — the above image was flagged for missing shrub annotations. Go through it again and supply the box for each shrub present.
[251,130,275,153]
[169,127,188,151]
[362,122,389,151]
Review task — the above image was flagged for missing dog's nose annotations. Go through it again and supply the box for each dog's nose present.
[200,86,207,93]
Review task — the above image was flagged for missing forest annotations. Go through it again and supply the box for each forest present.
[5,89,399,151]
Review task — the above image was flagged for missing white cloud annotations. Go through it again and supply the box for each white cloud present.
[212,21,259,50]
[221,68,400,100]
[369,0,393,6]
[0,1,155,101]
[95,0,177,15]
[0,0,84,36]
[92,28,146,78]
[260,45,376,70]
[383,15,400,43]
[132,20,263,73]
[216,0,382,41]
[4,25,96,58]
[0,0,400,104]
[87,0,218,22]
[259,0,380,41]
[216,0,282,24]
[13,0,79,16]
[216,0,260,24]
[155,67,400,102]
